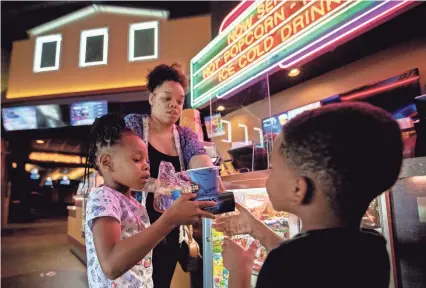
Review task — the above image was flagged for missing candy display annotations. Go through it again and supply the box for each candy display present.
[211,190,291,288]
[361,197,382,230]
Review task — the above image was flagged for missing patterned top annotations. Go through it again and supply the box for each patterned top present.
[124,113,207,170]
[85,186,153,288]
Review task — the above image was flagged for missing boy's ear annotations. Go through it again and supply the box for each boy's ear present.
[293,177,313,205]
[149,93,155,106]
[99,154,113,172]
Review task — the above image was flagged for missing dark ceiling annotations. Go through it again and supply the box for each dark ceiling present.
[1,1,211,52]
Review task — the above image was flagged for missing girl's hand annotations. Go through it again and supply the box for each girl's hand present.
[163,193,216,226]
[222,237,257,274]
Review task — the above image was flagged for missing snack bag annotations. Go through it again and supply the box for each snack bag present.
[154,161,235,214]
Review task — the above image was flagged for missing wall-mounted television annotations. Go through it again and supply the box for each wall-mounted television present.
[262,101,321,137]
[2,106,37,131]
[262,112,288,137]
[2,104,69,131]
[70,100,108,126]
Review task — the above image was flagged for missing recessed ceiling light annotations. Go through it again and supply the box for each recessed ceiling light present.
[288,68,300,77]
[217,105,225,112]
[36,140,45,144]
[12,162,17,168]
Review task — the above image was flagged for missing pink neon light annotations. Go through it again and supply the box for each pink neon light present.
[341,76,419,101]
[213,2,405,102]
[279,0,413,69]
[195,0,293,83]
[195,1,414,107]
[219,0,255,33]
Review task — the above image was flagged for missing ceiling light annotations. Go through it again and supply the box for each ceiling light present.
[36,140,45,144]
[217,105,225,112]
[288,68,300,77]
[12,162,17,169]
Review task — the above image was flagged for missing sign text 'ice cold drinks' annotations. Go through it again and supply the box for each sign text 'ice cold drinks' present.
[190,0,416,108]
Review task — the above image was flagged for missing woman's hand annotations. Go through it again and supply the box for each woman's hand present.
[162,193,216,226]
[213,202,258,236]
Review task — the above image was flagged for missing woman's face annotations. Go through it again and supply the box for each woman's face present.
[149,81,185,126]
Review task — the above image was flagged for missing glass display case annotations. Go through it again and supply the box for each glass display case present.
[202,172,397,288]
[202,186,300,288]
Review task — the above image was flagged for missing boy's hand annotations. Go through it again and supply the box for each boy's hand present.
[163,193,216,226]
[213,202,257,236]
[222,237,257,274]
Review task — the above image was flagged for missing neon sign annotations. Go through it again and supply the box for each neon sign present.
[29,152,86,164]
[190,0,416,108]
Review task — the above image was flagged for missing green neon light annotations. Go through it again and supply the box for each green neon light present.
[191,1,376,108]
[193,6,263,72]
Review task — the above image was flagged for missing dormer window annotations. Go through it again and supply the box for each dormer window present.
[79,28,109,67]
[33,34,62,73]
[129,21,158,62]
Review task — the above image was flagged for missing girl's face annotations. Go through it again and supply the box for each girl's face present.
[149,81,185,126]
[108,132,150,190]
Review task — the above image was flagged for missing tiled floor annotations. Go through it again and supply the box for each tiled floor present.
[1,218,88,288]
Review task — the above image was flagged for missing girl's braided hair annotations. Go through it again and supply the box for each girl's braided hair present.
[83,113,130,195]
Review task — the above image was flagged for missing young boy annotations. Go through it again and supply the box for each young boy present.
[216,102,403,288]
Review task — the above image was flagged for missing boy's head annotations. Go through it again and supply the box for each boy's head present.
[266,102,403,224]
[86,113,150,190]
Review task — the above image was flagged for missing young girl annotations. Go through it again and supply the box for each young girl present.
[84,114,216,288]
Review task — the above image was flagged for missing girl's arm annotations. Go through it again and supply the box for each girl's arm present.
[92,212,174,280]
[91,193,215,280]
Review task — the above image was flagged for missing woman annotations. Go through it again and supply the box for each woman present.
[125,64,213,288]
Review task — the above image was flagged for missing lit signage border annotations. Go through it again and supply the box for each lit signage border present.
[29,152,87,165]
[190,0,415,109]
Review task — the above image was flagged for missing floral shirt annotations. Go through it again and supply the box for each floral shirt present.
[85,186,153,288]
[124,113,207,170]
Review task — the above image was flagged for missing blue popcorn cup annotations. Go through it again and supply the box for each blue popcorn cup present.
[186,166,220,198]
[188,166,235,214]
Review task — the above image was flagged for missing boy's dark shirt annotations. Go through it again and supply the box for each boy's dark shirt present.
[256,228,390,288]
